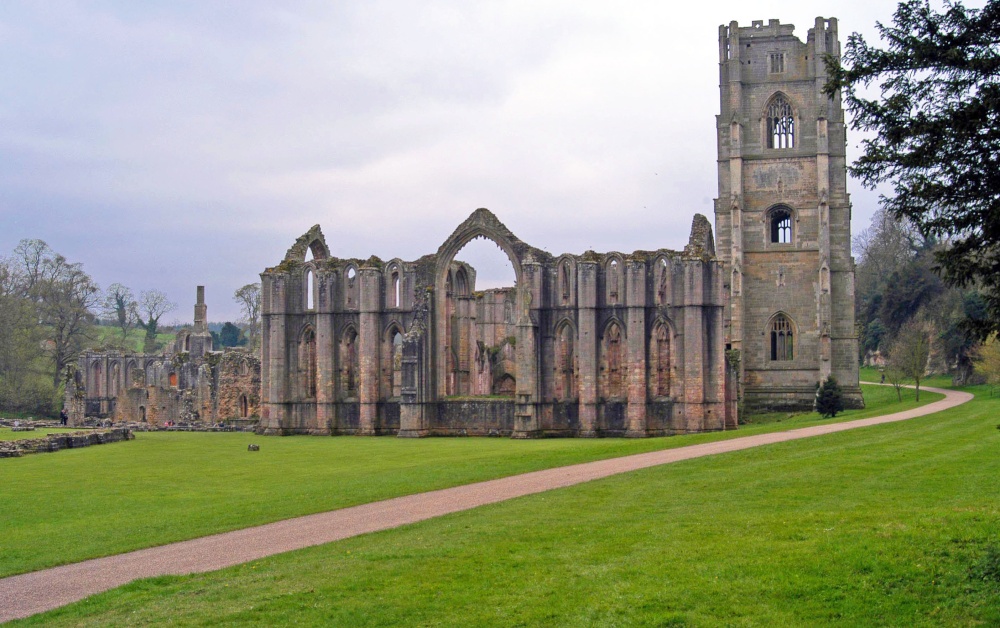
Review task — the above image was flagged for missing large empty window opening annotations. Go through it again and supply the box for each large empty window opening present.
[770,314,794,361]
[766,95,794,148]
[770,208,793,244]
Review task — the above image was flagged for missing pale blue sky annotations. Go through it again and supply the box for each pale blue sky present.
[0,1,934,321]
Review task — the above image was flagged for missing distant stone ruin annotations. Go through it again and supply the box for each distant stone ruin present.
[66,288,261,428]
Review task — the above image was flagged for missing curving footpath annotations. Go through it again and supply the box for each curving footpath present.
[0,385,973,623]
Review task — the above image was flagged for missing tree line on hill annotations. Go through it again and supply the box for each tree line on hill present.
[0,239,261,416]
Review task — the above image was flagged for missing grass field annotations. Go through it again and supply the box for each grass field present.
[0,427,79,442]
[0,384,940,581]
[11,383,997,625]
[91,325,176,353]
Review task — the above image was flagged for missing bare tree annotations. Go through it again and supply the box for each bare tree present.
[102,283,137,347]
[888,320,931,402]
[33,253,101,386]
[135,289,176,353]
[11,238,51,297]
[233,282,261,352]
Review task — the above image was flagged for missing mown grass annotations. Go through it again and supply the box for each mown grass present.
[15,385,997,626]
[0,427,79,442]
[1,384,940,580]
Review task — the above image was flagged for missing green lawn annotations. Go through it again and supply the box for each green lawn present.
[0,427,79,442]
[13,385,997,626]
[91,326,176,353]
[0,383,941,580]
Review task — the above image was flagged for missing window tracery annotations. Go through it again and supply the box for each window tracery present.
[766,94,794,148]
[770,314,794,361]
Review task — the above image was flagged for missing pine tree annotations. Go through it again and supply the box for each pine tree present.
[815,376,845,418]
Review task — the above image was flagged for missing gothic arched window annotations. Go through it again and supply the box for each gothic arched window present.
[560,261,572,305]
[649,323,671,398]
[299,326,317,398]
[602,322,625,399]
[607,259,620,305]
[766,94,795,149]
[555,323,575,401]
[769,207,793,244]
[770,314,794,361]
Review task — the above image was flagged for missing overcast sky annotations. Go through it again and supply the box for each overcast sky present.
[0,1,958,323]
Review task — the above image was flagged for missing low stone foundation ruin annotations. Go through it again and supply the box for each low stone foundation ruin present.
[0,428,134,458]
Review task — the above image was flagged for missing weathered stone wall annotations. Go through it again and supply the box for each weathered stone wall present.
[0,428,134,458]
[260,209,733,437]
[67,289,262,427]
[715,17,863,411]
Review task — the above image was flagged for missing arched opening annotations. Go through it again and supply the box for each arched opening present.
[299,326,317,398]
[656,258,669,305]
[769,206,793,244]
[649,322,671,398]
[90,362,103,397]
[392,330,403,397]
[442,235,518,397]
[559,260,572,306]
[607,259,621,305]
[239,394,249,418]
[770,313,794,361]
[139,406,147,422]
[305,269,315,311]
[345,266,358,309]
[765,93,795,148]
[555,322,575,401]
[388,267,401,308]
[340,326,359,398]
[601,321,625,400]
[382,325,405,399]
[109,363,120,397]
[184,334,191,352]
[169,372,178,387]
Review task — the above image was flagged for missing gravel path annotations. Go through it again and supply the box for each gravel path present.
[0,385,973,623]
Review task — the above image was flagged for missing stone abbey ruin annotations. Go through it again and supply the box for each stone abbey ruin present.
[69,17,863,436]
[67,287,261,427]
[258,17,863,437]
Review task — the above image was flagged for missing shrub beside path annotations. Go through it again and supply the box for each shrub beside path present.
[0,386,973,623]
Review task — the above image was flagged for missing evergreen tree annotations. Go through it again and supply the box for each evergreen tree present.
[815,376,846,418]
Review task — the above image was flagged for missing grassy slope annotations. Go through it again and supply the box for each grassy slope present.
[0,384,940,579]
[18,386,999,627]
[90,326,176,353]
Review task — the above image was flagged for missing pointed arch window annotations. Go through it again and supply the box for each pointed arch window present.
[769,206,793,244]
[607,259,620,305]
[340,327,359,397]
[305,269,315,310]
[602,322,625,399]
[345,266,358,309]
[392,270,400,308]
[555,323,575,401]
[560,261,572,305]
[766,94,795,149]
[656,258,669,305]
[770,314,794,361]
[299,326,317,398]
[649,323,671,398]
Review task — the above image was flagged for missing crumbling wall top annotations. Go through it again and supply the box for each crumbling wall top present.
[283,224,330,263]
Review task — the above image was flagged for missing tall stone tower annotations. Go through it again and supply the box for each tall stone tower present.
[715,18,862,410]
